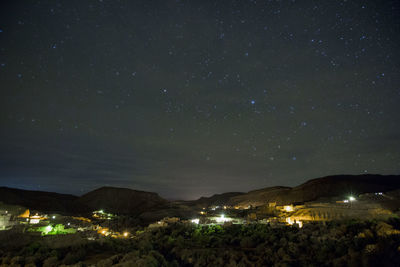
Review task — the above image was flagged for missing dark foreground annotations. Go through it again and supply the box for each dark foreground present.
[1,219,400,267]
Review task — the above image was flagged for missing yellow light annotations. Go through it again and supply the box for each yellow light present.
[123,232,129,237]
[101,230,106,234]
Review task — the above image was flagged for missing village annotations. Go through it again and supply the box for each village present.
[0,191,394,242]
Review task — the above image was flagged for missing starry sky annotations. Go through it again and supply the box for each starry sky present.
[0,0,399,199]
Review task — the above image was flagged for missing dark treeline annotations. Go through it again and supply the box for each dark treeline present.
[1,218,400,266]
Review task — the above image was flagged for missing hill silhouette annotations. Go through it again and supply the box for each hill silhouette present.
[77,186,168,215]
[0,174,399,215]
[229,174,400,207]
[0,187,87,214]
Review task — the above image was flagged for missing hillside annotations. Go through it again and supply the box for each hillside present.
[229,174,400,207]
[185,192,245,207]
[77,186,168,215]
[1,174,399,216]
[0,187,87,214]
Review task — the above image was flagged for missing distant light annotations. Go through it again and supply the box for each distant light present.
[67,223,70,226]
[45,225,53,233]
[30,218,40,224]
[52,216,56,219]
[297,221,303,228]
[284,205,294,212]
[216,214,231,223]
[343,200,349,203]
[191,219,199,224]
[123,232,129,237]
[99,210,104,214]
[349,196,356,201]
[250,100,255,105]
[286,217,294,225]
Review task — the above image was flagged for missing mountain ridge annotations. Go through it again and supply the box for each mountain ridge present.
[1,174,399,215]
[229,174,400,207]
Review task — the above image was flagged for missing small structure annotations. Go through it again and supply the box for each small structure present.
[148,221,167,228]
[286,217,303,228]
[18,209,30,218]
[163,217,179,224]
[0,212,14,230]
[276,204,295,212]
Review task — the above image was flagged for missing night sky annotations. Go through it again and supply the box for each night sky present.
[1,0,399,199]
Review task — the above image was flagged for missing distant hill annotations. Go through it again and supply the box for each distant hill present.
[0,187,87,214]
[185,192,245,207]
[77,186,168,215]
[229,174,400,207]
[1,174,399,216]
[0,186,168,216]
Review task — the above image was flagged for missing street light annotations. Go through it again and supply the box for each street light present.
[348,196,356,208]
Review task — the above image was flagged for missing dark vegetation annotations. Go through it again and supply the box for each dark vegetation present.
[1,219,400,266]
